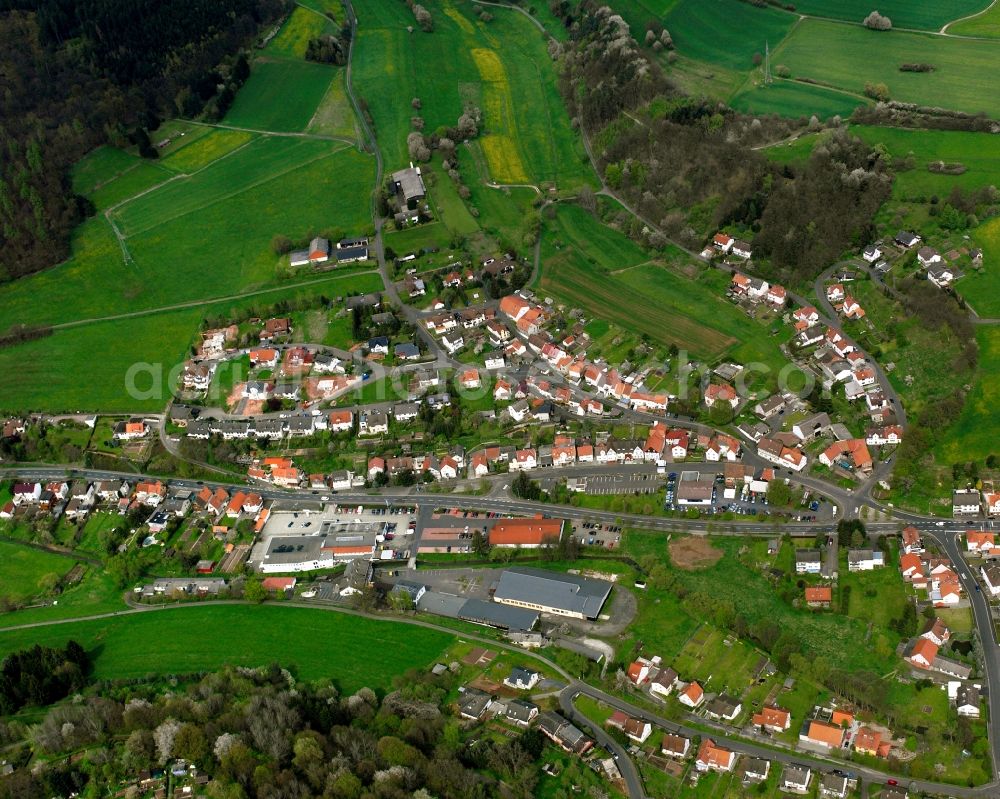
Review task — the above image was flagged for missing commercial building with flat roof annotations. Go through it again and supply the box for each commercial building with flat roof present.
[252,509,382,572]
[492,567,613,620]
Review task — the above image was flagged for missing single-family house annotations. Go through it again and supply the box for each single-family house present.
[800,720,844,749]
[752,705,791,732]
[695,739,736,772]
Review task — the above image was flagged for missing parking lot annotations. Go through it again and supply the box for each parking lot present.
[583,473,661,496]
[573,521,622,549]
[664,472,834,521]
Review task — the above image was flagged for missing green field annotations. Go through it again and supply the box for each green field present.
[307,71,360,139]
[936,325,1000,462]
[730,80,866,120]
[224,58,337,132]
[0,606,452,692]
[961,216,1000,316]
[792,0,990,30]
[0,542,78,604]
[0,308,203,413]
[160,128,256,173]
[353,0,593,188]
[538,206,789,369]
[665,0,796,73]
[774,20,1000,118]
[948,2,1000,36]
[72,146,177,211]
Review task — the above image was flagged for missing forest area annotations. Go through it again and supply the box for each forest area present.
[0,657,555,799]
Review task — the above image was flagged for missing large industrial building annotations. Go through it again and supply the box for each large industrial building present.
[492,567,613,620]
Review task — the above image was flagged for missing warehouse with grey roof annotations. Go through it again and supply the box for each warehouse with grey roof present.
[492,567,613,620]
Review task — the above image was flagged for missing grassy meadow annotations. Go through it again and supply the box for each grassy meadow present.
[792,0,990,30]
[665,0,796,73]
[160,128,256,172]
[774,20,1000,118]
[307,71,360,139]
[936,325,1000,462]
[948,2,1000,36]
[353,0,593,189]
[224,58,337,132]
[0,606,452,692]
[0,542,79,604]
[960,216,1000,316]
[730,80,866,120]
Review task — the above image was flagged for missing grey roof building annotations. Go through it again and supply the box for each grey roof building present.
[492,567,612,620]
[392,165,427,204]
[502,698,538,726]
[458,688,492,720]
[458,598,538,631]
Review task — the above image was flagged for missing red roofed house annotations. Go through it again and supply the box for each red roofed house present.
[627,658,654,685]
[329,409,354,432]
[752,705,791,732]
[984,492,1000,518]
[853,727,889,758]
[713,233,734,253]
[921,617,950,647]
[766,284,787,307]
[678,682,704,708]
[704,382,739,409]
[831,709,854,728]
[901,526,923,554]
[805,586,832,608]
[470,452,489,478]
[696,739,736,772]
[250,348,278,367]
[819,439,873,474]
[460,369,482,389]
[906,638,938,669]
[499,295,530,323]
[489,517,564,548]
[899,552,925,581]
[262,577,297,593]
[967,530,996,553]
[800,720,844,749]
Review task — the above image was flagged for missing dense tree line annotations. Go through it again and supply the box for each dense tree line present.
[0,642,90,715]
[0,663,552,799]
[0,0,286,285]
[555,0,892,284]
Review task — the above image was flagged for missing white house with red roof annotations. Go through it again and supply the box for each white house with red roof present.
[983,492,1000,518]
[713,232,734,253]
[704,382,739,409]
[766,284,787,307]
